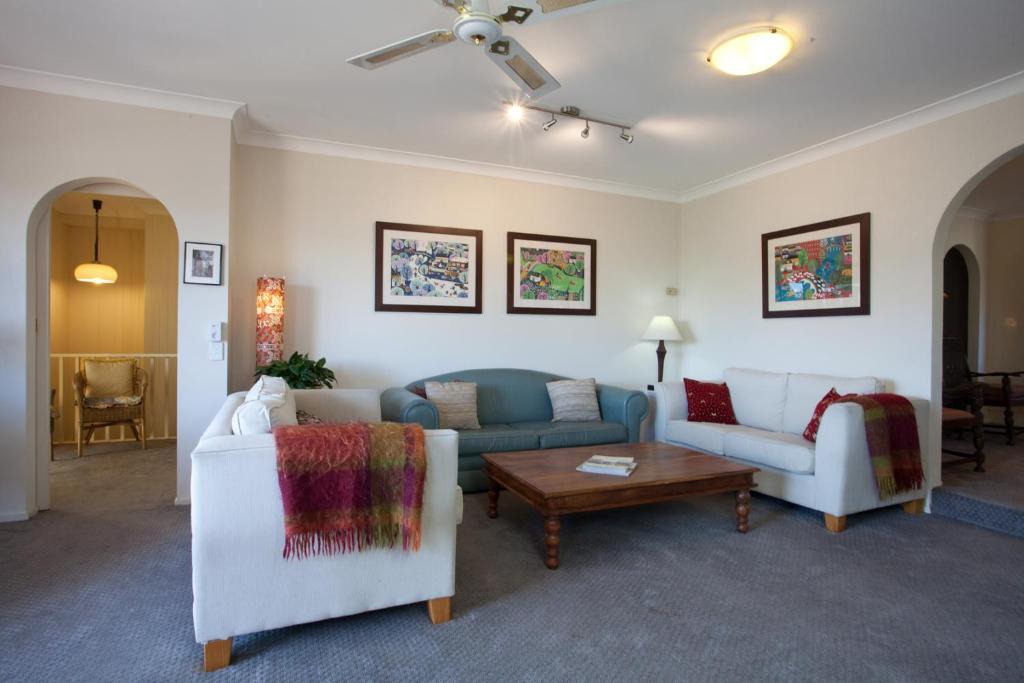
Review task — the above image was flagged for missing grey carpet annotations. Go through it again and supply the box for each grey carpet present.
[2,459,1024,682]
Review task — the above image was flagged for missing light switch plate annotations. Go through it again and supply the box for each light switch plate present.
[208,341,225,361]
[208,321,223,342]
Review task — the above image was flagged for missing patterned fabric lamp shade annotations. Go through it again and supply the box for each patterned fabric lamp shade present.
[641,316,683,384]
[256,277,285,367]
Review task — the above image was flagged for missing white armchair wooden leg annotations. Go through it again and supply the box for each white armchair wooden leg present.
[203,638,232,672]
[427,597,451,625]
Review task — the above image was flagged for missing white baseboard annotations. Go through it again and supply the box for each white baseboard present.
[0,510,30,523]
[174,496,191,507]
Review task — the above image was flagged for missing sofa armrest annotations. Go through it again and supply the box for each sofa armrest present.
[190,428,459,643]
[653,382,688,443]
[381,387,440,429]
[596,384,649,443]
[813,398,929,517]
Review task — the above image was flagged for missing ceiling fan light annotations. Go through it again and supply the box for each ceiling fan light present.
[708,27,793,76]
[74,261,118,285]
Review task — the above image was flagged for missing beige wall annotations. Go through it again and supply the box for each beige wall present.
[229,145,682,393]
[0,85,233,519]
[677,93,1024,492]
[985,217,1024,374]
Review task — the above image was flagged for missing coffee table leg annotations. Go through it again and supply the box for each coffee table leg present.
[736,489,751,533]
[544,515,560,570]
[487,479,499,519]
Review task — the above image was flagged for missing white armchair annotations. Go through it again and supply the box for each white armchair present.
[191,389,461,672]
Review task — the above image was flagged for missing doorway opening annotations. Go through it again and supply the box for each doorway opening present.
[36,184,179,514]
[933,150,1024,535]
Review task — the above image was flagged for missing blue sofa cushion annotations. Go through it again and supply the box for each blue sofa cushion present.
[456,423,539,455]
[408,369,565,425]
[510,420,628,449]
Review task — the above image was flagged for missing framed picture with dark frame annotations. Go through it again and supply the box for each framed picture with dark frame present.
[507,232,597,315]
[762,213,870,318]
[375,221,483,313]
[183,241,223,286]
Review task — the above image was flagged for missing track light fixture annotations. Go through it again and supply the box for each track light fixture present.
[501,101,634,144]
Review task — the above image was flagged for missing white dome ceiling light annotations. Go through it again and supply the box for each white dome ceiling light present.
[707,26,794,76]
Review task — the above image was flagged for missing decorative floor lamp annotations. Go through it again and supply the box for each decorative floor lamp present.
[642,316,683,389]
[256,276,285,367]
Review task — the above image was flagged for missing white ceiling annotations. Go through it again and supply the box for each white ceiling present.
[963,154,1024,218]
[3,0,1024,197]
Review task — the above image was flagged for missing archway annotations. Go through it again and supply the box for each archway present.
[27,178,181,511]
[930,143,1024,492]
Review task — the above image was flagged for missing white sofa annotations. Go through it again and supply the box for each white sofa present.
[654,368,929,532]
[191,389,462,672]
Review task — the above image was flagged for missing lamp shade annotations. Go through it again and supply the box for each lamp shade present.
[641,315,683,341]
[255,276,285,366]
[74,261,118,284]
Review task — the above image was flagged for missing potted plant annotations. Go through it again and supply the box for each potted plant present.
[254,352,337,389]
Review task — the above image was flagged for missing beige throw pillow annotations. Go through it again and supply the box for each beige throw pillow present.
[425,381,481,430]
[83,359,134,397]
[547,378,602,422]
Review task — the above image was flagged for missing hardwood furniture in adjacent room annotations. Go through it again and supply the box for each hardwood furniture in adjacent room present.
[943,337,1023,445]
[979,372,1024,445]
[482,442,758,569]
[941,407,985,472]
[73,357,148,457]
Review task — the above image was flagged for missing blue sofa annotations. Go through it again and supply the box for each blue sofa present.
[381,368,649,492]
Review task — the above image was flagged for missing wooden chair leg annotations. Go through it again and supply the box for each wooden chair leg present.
[824,514,847,533]
[203,638,232,672]
[902,499,925,515]
[140,417,147,450]
[427,597,451,625]
[76,424,83,458]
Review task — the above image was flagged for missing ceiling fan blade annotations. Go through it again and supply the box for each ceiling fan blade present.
[498,5,534,24]
[487,36,560,99]
[535,0,599,12]
[347,30,456,70]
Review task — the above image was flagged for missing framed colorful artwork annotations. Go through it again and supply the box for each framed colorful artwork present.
[762,213,870,318]
[375,222,482,313]
[507,232,596,315]
[183,241,223,285]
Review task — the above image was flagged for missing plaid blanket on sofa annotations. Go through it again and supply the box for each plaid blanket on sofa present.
[837,394,924,499]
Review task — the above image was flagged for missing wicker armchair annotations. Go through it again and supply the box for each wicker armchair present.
[73,358,149,457]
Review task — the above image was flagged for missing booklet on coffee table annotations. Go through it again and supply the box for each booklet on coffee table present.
[576,454,637,477]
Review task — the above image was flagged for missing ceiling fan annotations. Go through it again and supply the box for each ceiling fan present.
[347,0,606,100]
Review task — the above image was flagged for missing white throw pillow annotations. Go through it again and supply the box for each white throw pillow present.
[547,378,602,422]
[231,376,298,435]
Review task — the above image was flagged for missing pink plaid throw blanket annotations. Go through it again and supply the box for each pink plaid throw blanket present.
[272,421,427,559]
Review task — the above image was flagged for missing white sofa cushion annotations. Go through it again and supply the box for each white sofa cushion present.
[664,420,735,454]
[230,376,298,435]
[781,373,882,436]
[723,368,788,432]
[723,428,815,474]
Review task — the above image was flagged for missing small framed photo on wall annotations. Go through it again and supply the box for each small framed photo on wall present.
[762,213,870,318]
[183,241,223,286]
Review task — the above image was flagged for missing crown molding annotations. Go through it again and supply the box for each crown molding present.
[990,210,1024,222]
[956,206,993,220]
[0,64,244,119]
[676,69,1024,203]
[234,125,681,203]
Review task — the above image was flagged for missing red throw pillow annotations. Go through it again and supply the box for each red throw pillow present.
[803,388,856,442]
[684,378,739,425]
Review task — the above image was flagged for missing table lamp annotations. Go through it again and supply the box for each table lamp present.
[641,315,683,386]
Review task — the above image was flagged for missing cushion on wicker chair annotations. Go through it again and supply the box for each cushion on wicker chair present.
[82,359,135,397]
[82,395,143,409]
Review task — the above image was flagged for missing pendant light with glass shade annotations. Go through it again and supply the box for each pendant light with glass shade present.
[74,199,118,284]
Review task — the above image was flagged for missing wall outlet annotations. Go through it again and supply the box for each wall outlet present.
[208,341,225,361]
[666,287,679,296]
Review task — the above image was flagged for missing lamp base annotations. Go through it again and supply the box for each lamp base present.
[656,340,667,384]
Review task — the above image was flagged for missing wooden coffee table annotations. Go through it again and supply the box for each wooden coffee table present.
[482,442,759,569]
